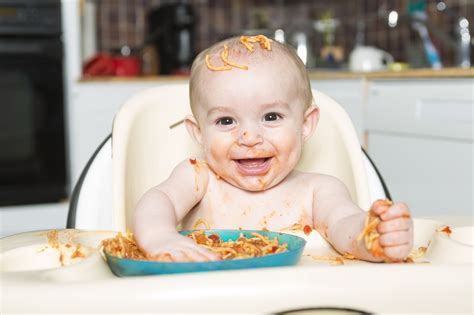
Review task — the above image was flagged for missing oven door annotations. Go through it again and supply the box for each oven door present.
[0,37,67,205]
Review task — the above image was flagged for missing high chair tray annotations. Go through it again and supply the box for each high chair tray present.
[1,218,472,313]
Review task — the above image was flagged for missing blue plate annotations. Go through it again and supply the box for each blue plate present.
[104,230,306,277]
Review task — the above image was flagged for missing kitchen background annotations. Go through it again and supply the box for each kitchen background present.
[89,0,473,72]
[0,0,472,237]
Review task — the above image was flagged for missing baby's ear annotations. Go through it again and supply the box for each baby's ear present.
[184,115,203,144]
[302,105,319,143]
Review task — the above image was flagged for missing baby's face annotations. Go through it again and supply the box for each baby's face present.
[191,61,311,191]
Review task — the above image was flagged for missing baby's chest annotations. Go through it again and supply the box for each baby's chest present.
[185,184,314,230]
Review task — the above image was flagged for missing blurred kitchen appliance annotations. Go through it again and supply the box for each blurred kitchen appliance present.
[291,32,309,66]
[110,45,140,76]
[147,3,195,75]
[0,0,67,205]
[82,46,141,77]
[349,46,394,72]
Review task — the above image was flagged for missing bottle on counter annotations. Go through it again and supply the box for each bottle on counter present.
[140,45,160,76]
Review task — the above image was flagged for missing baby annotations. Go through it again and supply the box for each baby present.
[133,36,413,262]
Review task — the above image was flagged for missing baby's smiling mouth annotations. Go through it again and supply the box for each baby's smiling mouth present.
[233,157,272,175]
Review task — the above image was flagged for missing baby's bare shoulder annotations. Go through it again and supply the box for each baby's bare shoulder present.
[291,171,347,190]
[169,158,211,182]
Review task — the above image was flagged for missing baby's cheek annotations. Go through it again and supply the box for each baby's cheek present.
[208,141,221,159]
[208,138,228,158]
[205,135,236,165]
[271,129,300,147]
[276,134,302,161]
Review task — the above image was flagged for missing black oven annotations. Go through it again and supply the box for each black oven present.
[0,0,67,206]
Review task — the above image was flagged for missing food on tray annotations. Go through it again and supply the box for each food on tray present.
[303,225,313,236]
[280,223,313,236]
[310,247,429,265]
[101,230,288,262]
[405,245,429,263]
[436,225,452,236]
[311,253,356,265]
[189,230,288,260]
[38,230,90,266]
[101,232,147,260]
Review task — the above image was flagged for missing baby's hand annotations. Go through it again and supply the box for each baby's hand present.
[140,231,220,262]
[371,199,414,262]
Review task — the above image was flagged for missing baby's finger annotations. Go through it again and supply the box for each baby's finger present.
[164,250,190,262]
[175,250,206,262]
[181,247,215,262]
[151,252,174,262]
[370,199,392,216]
[151,249,189,262]
[377,217,411,233]
[186,244,220,261]
[384,244,412,261]
[380,202,410,221]
[378,231,411,246]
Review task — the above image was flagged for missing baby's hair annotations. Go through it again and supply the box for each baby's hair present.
[189,36,313,115]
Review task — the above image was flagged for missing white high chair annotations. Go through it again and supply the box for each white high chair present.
[5,84,471,314]
[67,83,391,231]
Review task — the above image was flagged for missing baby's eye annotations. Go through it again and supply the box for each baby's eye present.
[216,117,234,125]
[263,112,282,122]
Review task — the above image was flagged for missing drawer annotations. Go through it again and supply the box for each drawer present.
[367,79,474,141]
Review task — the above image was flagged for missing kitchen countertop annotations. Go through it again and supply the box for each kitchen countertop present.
[79,67,474,83]
[309,67,474,79]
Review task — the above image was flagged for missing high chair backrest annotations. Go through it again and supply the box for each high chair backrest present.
[111,83,370,232]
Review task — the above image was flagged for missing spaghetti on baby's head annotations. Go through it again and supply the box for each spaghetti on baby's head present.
[189,35,313,118]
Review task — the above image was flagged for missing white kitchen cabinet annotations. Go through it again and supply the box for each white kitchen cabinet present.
[311,79,366,143]
[67,80,186,185]
[366,79,473,216]
[0,202,69,237]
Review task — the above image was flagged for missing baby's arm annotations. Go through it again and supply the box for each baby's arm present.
[312,176,413,262]
[133,159,218,261]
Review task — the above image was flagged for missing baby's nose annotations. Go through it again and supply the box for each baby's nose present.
[238,129,263,147]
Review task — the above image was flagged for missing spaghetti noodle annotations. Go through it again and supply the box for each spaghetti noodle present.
[205,34,272,72]
[357,199,393,258]
[205,54,231,71]
[188,230,288,260]
[101,232,147,260]
[102,230,288,261]
[239,35,272,52]
[221,44,248,70]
